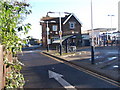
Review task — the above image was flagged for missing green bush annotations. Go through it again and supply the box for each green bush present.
[0,0,31,88]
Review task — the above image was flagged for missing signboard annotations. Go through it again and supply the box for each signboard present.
[59,31,62,36]
[47,39,51,44]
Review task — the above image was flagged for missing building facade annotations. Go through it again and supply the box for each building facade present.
[87,28,117,46]
[40,13,82,48]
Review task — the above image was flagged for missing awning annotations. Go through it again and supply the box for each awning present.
[52,35,74,44]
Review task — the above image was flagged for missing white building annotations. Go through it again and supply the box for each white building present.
[87,28,117,46]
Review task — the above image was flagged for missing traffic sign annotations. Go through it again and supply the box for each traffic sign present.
[59,31,62,36]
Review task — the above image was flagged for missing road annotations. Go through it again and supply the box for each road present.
[18,50,119,89]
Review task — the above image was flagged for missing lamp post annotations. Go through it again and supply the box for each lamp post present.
[91,0,95,64]
[46,21,49,52]
[108,15,115,31]
[58,12,62,56]
[106,28,109,46]
[47,11,70,55]
[108,15,115,45]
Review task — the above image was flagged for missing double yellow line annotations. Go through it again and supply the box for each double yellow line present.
[73,64,120,87]
[40,52,120,87]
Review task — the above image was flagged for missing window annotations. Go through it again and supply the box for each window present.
[52,25,57,31]
[69,22,75,29]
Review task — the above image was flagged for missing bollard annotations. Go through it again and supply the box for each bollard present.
[91,46,95,64]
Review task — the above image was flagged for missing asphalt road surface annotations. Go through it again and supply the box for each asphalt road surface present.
[18,50,119,89]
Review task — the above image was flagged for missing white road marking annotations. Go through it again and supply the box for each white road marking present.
[48,70,77,90]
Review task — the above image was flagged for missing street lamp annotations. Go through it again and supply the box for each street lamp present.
[108,15,115,31]
[47,11,70,55]
[40,20,56,52]
[91,0,95,64]
[46,21,50,52]
[106,28,109,46]
[108,15,115,45]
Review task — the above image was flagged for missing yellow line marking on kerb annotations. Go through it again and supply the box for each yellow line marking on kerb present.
[40,52,120,87]
[40,52,64,63]
[74,65,120,87]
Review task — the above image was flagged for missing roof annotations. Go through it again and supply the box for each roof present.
[40,13,82,25]
[52,35,75,44]
[87,28,116,32]
[41,17,55,21]
[63,13,82,25]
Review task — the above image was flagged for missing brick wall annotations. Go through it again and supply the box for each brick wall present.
[63,15,81,35]
[0,45,13,89]
[0,45,4,90]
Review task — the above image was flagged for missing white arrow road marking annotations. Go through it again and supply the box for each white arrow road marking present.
[48,70,77,90]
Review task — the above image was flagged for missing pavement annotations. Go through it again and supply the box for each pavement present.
[42,46,120,83]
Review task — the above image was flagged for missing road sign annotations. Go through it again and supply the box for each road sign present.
[59,31,62,36]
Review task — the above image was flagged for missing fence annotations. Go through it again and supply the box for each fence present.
[0,45,12,89]
[0,45,4,90]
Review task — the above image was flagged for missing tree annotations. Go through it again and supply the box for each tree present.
[0,0,31,88]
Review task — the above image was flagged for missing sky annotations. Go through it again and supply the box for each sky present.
[22,0,119,39]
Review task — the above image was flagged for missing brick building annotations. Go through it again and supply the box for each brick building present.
[40,13,82,48]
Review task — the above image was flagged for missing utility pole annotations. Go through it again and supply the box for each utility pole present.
[91,0,95,64]
[59,12,62,56]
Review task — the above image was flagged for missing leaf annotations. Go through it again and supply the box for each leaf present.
[0,0,32,88]
[18,26,23,31]
[6,64,10,68]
